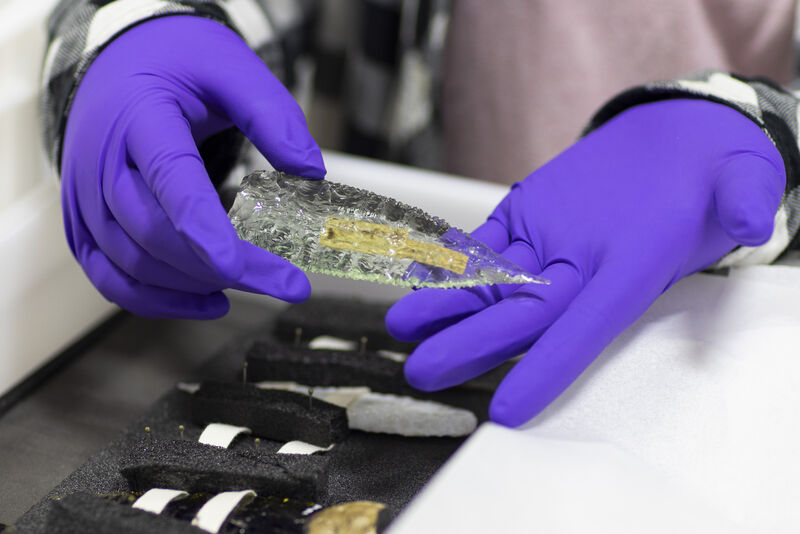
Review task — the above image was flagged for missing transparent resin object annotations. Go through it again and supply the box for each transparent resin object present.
[228,171,548,289]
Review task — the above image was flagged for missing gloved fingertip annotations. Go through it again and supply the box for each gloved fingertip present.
[715,154,783,247]
[488,395,535,428]
[276,269,312,303]
[241,97,326,179]
[187,292,231,319]
[403,351,444,392]
[233,242,312,301]
[179,220,245,283]
[385,300,423,342]
[270,143,327,179]
[720,201,775,246]
[199,242,245,283]
[242,266,311,303]
[299,146,327,178]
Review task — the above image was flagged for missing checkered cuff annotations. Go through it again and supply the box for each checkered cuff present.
[584,70,800,267]
[41,0,311,174]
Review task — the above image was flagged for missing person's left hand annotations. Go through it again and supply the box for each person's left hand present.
[60,16,324,319]
[386,99,785,426]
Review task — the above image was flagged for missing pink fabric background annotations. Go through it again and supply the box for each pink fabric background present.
[443,0,796,183]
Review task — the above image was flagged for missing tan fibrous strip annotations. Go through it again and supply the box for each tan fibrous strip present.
[319,217,468,274]
[306,501,387,534]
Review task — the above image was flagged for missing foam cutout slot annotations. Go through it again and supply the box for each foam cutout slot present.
[245,340,404,393]
[190,382,349,447]
[273,297,415,353]
[119,440,328,500]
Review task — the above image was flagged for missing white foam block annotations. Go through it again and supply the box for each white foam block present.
[389,424,738,534]
[191,490,256,533]
[520,267,800,530]
[392,266,800,532]
[0,182,115,400]
[132,489,188,515]
[347,393,477,437]
[198,423,251,449]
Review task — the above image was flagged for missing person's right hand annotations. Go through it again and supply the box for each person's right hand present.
[61,16,325,319]
[386,99,785,427]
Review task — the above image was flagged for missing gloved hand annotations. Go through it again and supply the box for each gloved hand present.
[61,16,325,319]
[386,99,785,426]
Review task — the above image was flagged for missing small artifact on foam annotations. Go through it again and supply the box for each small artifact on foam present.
[228,171,548,288]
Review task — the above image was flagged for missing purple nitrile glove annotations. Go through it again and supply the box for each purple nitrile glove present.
[61,16,325,319]
[386,99,785,427]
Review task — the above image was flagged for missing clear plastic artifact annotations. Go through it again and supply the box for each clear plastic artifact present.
[228,171,548,289]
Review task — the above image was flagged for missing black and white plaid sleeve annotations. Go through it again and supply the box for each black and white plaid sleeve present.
[340,0,450,170]
[584,70,800,267]
[41,0,315,173]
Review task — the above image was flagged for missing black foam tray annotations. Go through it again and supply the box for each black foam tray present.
[12,299,497,533]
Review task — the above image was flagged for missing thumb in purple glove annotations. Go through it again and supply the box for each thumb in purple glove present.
[61,16,324,319]
[386,99,785,427]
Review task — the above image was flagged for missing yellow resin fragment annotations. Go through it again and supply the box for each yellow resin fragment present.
[307,501,386,534]
[320,217,468,274]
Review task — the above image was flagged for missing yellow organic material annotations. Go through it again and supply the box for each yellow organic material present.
[306,501,386,534]
[320,218,468,274]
